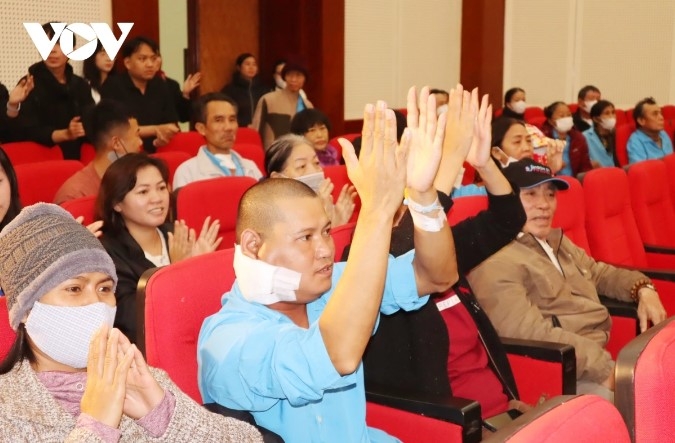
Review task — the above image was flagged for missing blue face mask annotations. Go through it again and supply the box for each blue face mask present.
[295,171,325,193]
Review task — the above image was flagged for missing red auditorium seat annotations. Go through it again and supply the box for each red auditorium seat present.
[567,103,579,114]
[0,297,16,360]
[328,132,360,161]
[614,124,632,166]
[446,195,488,226]
[150,151,191,186]
[2,141,63,165]
[235,127,263,147]
[660,104,675,122]
[485,395,630,443]
[79,142,96,164]
[156,131,205,157]
[582,167,675,316]
[627,160,675,248]
[233,142,266,175]
[662,154,675,210]
[615,109,628,127]
[15,160,84,205]
[523,107,544,125]
[615,317,675,443]
[330,221,356,261]
[175,176,257,250]
[137,248,483,442]
[60,195,97,226]
[323,164,360,222]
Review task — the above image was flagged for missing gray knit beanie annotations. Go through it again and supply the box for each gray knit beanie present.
[0,203,117,330]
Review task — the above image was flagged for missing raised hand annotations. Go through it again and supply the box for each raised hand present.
[405,86,446,194]
[81,326,134,428]
[8,75,34,110]
[192,216,222,255]
[116,330,165,419]
[75,216,104,238]
[544,137,565,173]
[339,101,409,217]
[332,184,356,227]
[182,72,202,98]
[154,123,180,147]
[168,220,194,263]
[443,85,478,160]
[465,94,492,169]
[68,116,86,140]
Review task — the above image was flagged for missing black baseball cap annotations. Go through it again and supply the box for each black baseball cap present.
[501,158,569,190]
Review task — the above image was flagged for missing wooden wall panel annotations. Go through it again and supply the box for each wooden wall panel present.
[460,0,505,110]
[259,0,345,136]
[112,0,159,44]
[191,0,259,94]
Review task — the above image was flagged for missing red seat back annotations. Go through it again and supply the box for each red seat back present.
[615,124,632,167]
[235,127,263,147]
[616,317,675,443]
[0,297,16,361]
[79,142,96,164]
[15,160,84,206]
[2,141,63,165]
[331,222,355,261]
[233,143,266,176]
[175,176,257,250]
[366,402,464,442]
[662,154,675,210]
[323,165,360,222]
[523,107,544,123]
[627,160,675,247]
[661,105,675,122]
[490,395,630,442]
[552,176,592,255]
[582,167,648,267]
[150,151,191,187]
[156,131,206,157]
[143,248,235,402]
[60,195,97,226]
[446,196,488,226]
[615,109,628,127]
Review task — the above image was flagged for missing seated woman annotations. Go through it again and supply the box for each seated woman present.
[499,87,527,121]
[95,154,221,342]
[541,101,593,176]
[583,100,619,167]
[0,203,262,441]
[265,134,355,227]
[290,108,341,166]
[83,41,116,104]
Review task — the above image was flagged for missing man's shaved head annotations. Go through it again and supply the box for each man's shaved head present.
[236,178,320,242]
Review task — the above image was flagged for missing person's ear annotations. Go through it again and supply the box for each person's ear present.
[123,57,132,70]
[195,122,206,136]
[113,203,122,213]
[269,171,283,178]
[637,115,646,127]
[240,229,263,259]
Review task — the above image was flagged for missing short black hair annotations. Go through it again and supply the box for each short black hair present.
[193,92,238,124]
[577,85,600,100]
[121,36,159,59]
[290,109,331,135]
[590,100,614,119]
[491,117,526,149]
[235,53,255,66]
[504,87,525,104]
[544,101,567,120]
[83,99,134,151]
[41,22,75,47]
[633,97,658,128]
[429,89,449,99]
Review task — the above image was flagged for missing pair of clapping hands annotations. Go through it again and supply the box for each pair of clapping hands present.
[338,85,492,220]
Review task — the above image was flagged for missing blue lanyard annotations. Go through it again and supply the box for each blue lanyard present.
[202,147,245,176]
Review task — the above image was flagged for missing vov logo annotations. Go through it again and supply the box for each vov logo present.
[23,22,134,61]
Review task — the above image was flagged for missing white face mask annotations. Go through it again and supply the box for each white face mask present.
[583,100,598,114]
[510,100,527,115]
[436,104,448,116]
[599,117,616,131]
[554,116,574,133]
[232,244,301,305]
[492,147,519,168]
[25,302,117,369]
[295,171,325,193]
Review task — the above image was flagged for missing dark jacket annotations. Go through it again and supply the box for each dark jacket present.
[500,106,525,121]
[573,109,592,132]
[162,74,191,123]
[20,62,94,159]
[356,191,527,399]
[100,223,172,343]
[541,121,593,176]
[0,83,19,143]
[222,73,268,127]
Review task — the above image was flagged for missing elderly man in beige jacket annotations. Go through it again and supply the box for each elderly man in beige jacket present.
[467,158,666,402]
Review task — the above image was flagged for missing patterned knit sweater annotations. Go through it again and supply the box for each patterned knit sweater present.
[0,360,263,442]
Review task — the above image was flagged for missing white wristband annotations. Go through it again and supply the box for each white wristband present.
[404,197,445,232]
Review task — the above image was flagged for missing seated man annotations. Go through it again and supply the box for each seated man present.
[573,85,601,132]
[54,99,142,204]
[173,93,263,189]
[627,97,674,163]
[467,158,667,400]
[198,88,459,442]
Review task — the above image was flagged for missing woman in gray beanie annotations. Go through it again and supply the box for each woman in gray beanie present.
[0,203,262,442]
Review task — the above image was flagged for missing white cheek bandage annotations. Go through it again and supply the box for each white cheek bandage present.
[233,245,302,305]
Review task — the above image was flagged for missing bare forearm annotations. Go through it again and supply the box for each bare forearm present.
[409,188,458,295]
[433,151,466,195]
[139,125,157,138]
[319,210,393,374]
[475,160,512,196]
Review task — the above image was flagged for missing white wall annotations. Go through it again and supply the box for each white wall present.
[158,0,187,84]
[0,0,111,87]
[344,0,462,119]
[504,0,675,108]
